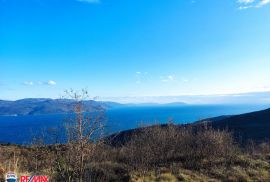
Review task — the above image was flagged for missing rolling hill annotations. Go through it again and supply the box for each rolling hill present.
[205,108,270,143]
[0,98,122,116]
[107,108,270,146]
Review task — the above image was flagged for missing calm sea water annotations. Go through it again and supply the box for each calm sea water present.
[0,104,269,144]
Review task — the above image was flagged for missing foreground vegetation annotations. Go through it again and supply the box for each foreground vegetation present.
[1,91,269,181]
[1,124,270,182]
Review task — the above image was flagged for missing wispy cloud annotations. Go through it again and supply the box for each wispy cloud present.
[23,81,34,86]
[238,0,270,9]
[77,0,100,3]
[160,75,193,83]
[238,0,255,4]
[46,80,57,85]
[161,75,175,83]
[23,80,57,86]
[257,0,270,7]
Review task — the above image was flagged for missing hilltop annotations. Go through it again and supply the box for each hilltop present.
[0,98,122,116]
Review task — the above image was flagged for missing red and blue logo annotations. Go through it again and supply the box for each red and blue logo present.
[6,172,17,182]
[20,175,49,182]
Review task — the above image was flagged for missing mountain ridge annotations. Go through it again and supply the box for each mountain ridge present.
[0,98,188,116]
[106,107,270,146]
[0,98,122,116]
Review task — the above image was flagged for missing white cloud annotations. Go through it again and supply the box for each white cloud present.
[23,80,57,86]
[257,0,270,7]
[238,0,270,9]
[23,81,34,86]
[136,72,141,74]
[77,0,100,3]
[239,5,253,9]
[238,0,255,4]
[47,80,57,85]
[161,75,175,82]
[161,76,192,83]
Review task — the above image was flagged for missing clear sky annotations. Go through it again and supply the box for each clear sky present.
[1,0,270,101]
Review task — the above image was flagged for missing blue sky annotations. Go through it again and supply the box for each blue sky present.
[1,0,270,102]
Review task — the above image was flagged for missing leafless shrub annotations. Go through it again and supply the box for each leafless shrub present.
[52,89,105,182]
[120,123,239,172]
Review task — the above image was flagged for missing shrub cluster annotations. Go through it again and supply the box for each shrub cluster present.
[1,125,270,182]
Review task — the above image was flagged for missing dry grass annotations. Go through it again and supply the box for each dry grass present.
[0,125,270,181]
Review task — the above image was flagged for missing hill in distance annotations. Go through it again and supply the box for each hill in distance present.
[0,98,122,116]
[0,98,188,116]
[107,107,270,145]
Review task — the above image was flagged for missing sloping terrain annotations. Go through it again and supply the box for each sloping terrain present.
[107,108,270,145]
[0,98,122,116]
[206,108,270,142]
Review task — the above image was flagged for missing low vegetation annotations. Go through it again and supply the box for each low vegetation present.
[1,91,269,181]
[1,124,270,182]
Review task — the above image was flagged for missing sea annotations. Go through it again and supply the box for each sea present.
[0,104,269,144]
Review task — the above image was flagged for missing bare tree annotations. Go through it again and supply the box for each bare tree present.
[55,89,105,182]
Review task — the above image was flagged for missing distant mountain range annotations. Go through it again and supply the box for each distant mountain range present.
[107,107,270,145]
[0,98,189,116]
[101,91,270,104]
[1,98,270,143]
[0,98,122,116]
[1,98,270,144]
[124,102,187,107]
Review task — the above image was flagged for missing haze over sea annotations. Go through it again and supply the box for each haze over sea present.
[0,104,269,144]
